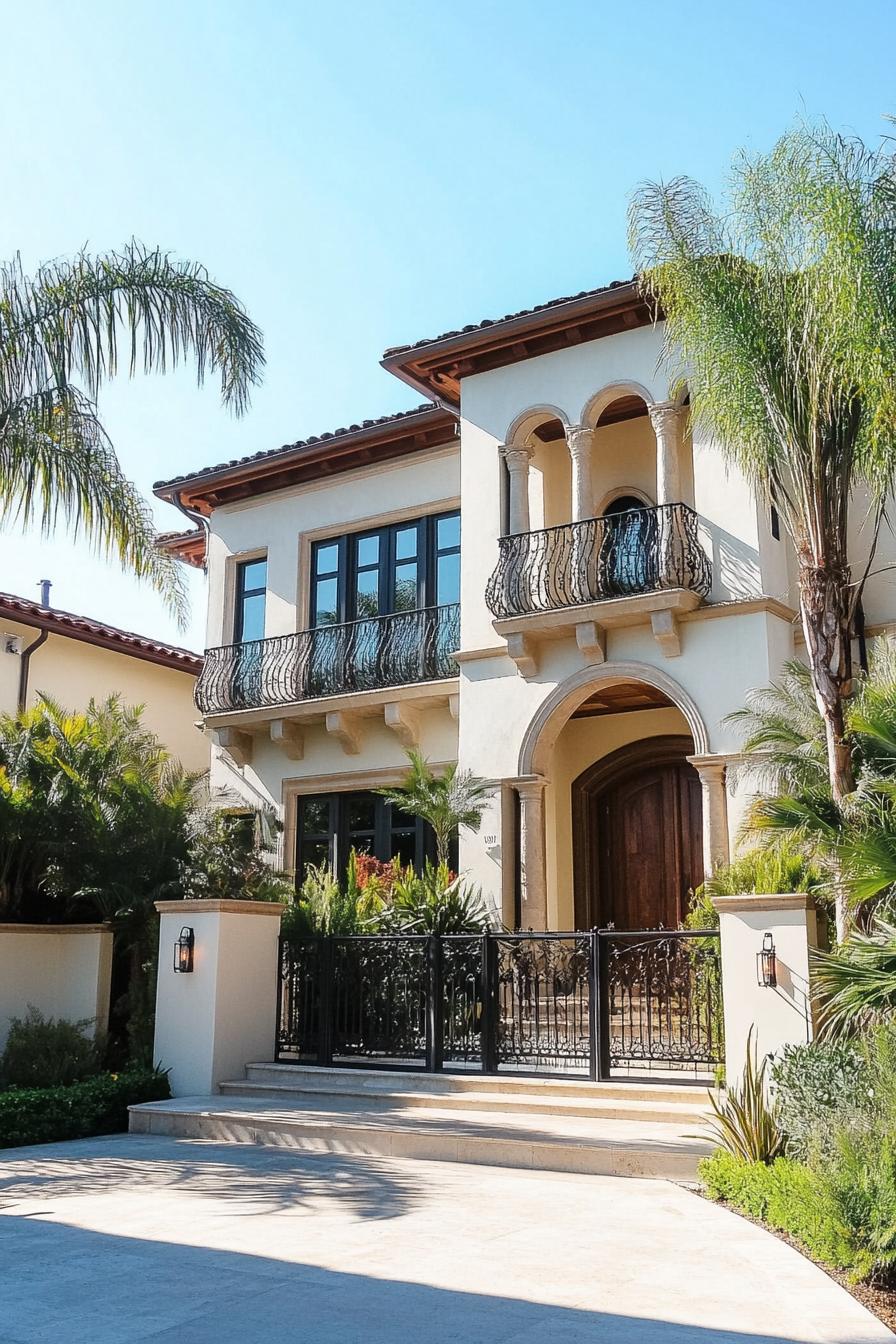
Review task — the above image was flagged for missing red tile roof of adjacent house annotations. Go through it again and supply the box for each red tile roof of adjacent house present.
[0,591,203,673]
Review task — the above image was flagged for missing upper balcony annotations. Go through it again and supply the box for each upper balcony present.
[485,504,712,670]
[197,603,460,717]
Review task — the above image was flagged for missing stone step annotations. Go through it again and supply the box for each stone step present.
[240,1061,711,1106]
[219,1077,711,1124]
[128,1093,714,1183]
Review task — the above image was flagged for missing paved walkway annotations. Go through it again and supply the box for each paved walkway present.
[0,1135,890,1343]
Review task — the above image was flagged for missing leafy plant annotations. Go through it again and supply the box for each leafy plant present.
[180,807,293,904]
[702,1028,784,1163]
[282,852,384,938]
[770,1039,872,1159]
[631,122,896,939]
[816,1129,896,1283]
[0,1068,170,1148]
[0,242,262,617]
[378,751,492,866]
[375,861,493,936]
[812,920,896,1036]
[0,1007,103,1089]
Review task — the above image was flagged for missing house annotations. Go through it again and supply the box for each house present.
[153,275,896,931]
[0,587,208,772]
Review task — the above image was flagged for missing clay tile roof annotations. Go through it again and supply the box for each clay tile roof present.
[0,591,202,672]
[382,278,638,356]
[153,403,444,492]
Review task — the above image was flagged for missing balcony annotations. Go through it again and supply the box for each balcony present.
[484,504,712,669]
[196,603,460,716]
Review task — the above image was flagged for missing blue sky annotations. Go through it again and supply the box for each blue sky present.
[1,0,894,650]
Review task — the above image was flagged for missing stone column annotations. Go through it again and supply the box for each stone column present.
[514,777,548,931]
[648,402,685,505]
[152,899,283,1096]
[565,424,595,523]
[713,893,819,1087]
[501,443,534,535]
[687,754,730,877]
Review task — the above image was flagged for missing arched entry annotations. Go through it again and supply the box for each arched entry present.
[572,736,703,930]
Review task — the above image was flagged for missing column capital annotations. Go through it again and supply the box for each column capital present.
[686,753,728,780]
[564,423,593,458]
[500,442,535,471]
[510,774,547,799]
[648,401,685,436]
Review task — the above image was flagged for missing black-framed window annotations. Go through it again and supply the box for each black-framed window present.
[310,510,460,628]
[295,790,457,880]
[234,557,267,643]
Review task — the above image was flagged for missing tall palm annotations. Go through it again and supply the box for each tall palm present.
[0,242,264,618]
[379,750,493,867]
[629,122,896,939]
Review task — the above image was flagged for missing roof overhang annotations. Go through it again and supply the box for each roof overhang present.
[157,528,208,570]
[381,280,655,403]
[0,593,202,673]
[154,404,458,515]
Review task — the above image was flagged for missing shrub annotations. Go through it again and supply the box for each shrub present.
[0,1068,170,1149]
[375,861,493,935]
[703,1029,784,1163]
[282,853,384,938]
[181,808,293,904]
[817,1128,896,1283]
[0,1007,103,1089]
[686,845,824,931]
[770,1039,873,1159]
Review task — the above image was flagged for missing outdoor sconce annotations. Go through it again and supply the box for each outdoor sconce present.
[174,926,195,974]
[757,932,777,988]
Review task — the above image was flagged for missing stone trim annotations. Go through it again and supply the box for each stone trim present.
[154,900,285,916]
[0,922,110,934]
[711,893,815,913]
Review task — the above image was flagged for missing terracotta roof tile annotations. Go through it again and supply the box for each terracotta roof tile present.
[382,278,637,356]
[0,591,202,672]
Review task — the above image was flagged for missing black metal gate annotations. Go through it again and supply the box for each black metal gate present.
[276,929,723,1080]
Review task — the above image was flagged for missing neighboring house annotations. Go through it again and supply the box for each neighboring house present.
[0,589,208,772]
[154,275,896,931]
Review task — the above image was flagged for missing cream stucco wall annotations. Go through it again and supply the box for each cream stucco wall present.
[0,923,113,1051]
[0,622,207,772]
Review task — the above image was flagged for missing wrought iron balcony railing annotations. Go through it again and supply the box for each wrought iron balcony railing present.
[196,603,460,715]
[484,503,712,620]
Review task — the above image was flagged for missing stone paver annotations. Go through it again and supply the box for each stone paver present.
[0,1134,890,1343]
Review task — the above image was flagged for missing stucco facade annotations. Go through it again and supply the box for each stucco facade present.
[156,279,896,931]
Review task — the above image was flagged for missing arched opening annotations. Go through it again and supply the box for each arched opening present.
[516,662,711,931]
[590,394,656,520]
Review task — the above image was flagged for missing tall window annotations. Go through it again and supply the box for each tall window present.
[234,557,267,642]
[310,510,460,626]
[295,790,454,879]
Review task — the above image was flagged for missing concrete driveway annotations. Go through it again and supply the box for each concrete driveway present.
[0,1135,890,1343]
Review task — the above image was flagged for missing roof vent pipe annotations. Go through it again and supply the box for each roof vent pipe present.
[38,579,51,608]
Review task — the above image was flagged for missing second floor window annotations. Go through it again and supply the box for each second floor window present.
[234,557,267,643]
[310,511,460,627]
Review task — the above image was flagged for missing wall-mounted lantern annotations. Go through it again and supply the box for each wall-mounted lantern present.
[757,931,777,988]
[174,926,195,974]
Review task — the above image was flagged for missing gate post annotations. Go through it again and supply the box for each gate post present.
[596,932,612,1079]
[317,936,334,1067]
[713,893,819,1087]
[425,935,444,1073]
[153,899,283,1097]
[480,934,499,1073]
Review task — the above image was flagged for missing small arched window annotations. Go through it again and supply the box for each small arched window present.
[600,495,651,595]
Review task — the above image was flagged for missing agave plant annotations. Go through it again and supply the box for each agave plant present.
[702,1028,785,1164]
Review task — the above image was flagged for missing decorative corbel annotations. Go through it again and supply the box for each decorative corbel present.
[214,726,253,767]
[270,719,304,760]
[384,701,420,750]
[651,609,682,658]
[505,632,538,677]
[575,620,607,665]
[326,710,362,755]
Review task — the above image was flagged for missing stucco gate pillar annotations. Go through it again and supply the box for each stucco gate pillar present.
[153,899,283,1097]
[713,893,819,1088]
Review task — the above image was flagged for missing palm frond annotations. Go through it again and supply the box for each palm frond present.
[813,921,896,1036]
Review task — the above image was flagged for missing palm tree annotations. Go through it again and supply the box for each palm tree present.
[378,750,493,867]
[629,121,896,938]
[0,242,264,618]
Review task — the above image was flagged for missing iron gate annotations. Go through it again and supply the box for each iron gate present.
[276,928,723,1079]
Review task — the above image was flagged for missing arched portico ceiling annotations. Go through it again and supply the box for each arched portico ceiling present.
[518,660,710,777]
[581,381,657,429]
[505,404,570,447]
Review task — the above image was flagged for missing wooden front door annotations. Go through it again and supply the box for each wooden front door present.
[573,737,704,929]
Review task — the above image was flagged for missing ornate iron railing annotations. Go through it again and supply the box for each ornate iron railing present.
[599,930,724,1074]
[276,928,722,1079]
[196,602,460,714]
[484,503,712,619]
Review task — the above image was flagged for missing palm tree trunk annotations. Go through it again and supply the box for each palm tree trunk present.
[799,560,855,942]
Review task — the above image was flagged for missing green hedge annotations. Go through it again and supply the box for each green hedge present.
[700,1149,854,1274]
[0,1069,170,1149]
